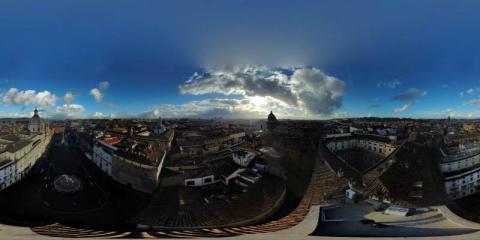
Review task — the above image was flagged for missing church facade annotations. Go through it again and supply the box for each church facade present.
[0,109,53,191]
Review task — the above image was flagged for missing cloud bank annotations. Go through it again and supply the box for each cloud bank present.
[179,66,345,118]
[54,104,85,118]
[2,88,57,108]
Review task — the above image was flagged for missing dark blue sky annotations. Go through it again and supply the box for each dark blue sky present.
[1,0,480,119]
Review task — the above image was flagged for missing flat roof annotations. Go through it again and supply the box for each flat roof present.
[5,140,31,153]
[326,134,393,144]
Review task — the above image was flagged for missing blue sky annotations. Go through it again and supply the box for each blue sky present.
[1,0,480,119]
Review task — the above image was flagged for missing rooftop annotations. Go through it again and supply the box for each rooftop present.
[5,140,32,153]
[325,133,394,144]
[441,142,480,163]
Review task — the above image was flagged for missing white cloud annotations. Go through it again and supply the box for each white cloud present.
[55,104,85,114]
[393,102,412,113]
[179,66,345,117]
[54,104,85,118]
[2,88,57,108]
[290,68,345,114]
[90,88,103,102]
[63,91,76,104]
[138,96,306,119]
[90,81,109,102]
[92,112,105,118]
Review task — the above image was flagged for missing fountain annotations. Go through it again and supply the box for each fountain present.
[53,174,82,193]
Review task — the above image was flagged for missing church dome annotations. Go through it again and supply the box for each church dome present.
[30,108,41,124]
[29,108,44,133]
[266,111,278,132]
[267,111,278,122]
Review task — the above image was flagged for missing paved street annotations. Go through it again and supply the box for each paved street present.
[0,133,150,228]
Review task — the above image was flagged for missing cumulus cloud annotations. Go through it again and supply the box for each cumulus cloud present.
[179,66,345,116]
[95,95,311,119]
[53,104,85,118]
[393,88,427,101]
[55,104,85,114]
[290,68,345,114]
[63,91,76,104]
[92,112,105,118]
[90,81,109,102]
[377,80,401,89]
[2,88,57,108]
[138,97,281,119]
[180,66,297,105]
[90,88,103,102]
[393,102,412,113]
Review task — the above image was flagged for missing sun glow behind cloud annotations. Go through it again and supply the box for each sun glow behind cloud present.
[177,65,346,119]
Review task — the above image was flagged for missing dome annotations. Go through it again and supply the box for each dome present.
[266,111,278,132]
[28,108,45,133]
[267,111,278,122]
[30,108,41,125]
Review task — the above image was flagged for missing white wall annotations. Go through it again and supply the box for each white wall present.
[232,152,255,167]
[0,130,53,191]
[326,138,395,156]
[92,141,115,176]
[441,154,480,173]
[445,172,480,199]
[185,175,216,187]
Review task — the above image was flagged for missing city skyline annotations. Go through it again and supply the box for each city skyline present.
[5,1,480,238]
[3,0,480,119]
